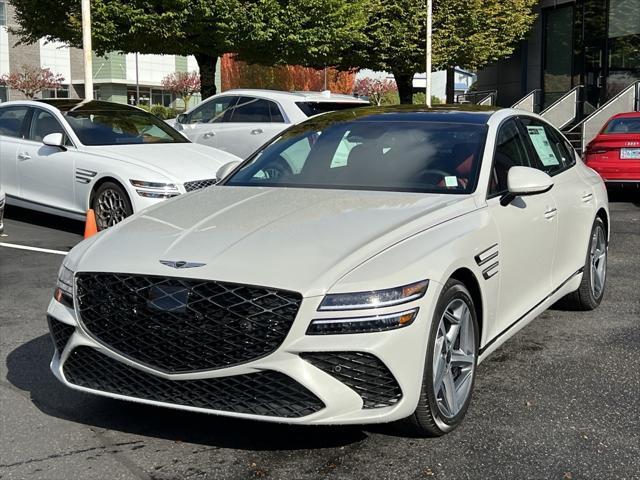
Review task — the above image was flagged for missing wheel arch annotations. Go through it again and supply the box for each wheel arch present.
[88,176,130,211]
[596,207,609,241]
[448,267,484,342]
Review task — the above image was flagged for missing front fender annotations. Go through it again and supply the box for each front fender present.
[329,207,500,347]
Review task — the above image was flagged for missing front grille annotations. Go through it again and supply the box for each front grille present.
[47,316,75,353]
[184,179,216,192]
[75,273,302,373]
[63,347,324,417]
[301,352,402,409]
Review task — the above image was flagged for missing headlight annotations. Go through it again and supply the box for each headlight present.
[130,179,180,198]
[318,280,429,311]
[54,263,75,308]
[307,308,419,335]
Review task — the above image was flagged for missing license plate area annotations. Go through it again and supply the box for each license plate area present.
[621,148,640,159]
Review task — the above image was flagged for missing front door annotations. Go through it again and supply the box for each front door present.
[486,119,557,335]
[17,108,77,213]
[178,95,239,149]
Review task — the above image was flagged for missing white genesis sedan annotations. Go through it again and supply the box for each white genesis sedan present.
[47,106,609,436]
[0,100,239,230]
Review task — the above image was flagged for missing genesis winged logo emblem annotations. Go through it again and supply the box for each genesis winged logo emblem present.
[159,260,207,269]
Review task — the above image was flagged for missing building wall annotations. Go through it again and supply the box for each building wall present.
[0,1,208,105]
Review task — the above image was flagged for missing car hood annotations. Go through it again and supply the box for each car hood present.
[76,187,478,296]
[84,143,239,182]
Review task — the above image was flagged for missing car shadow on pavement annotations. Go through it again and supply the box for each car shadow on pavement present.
[4,206,85,235]
[6,335,375,450]
[607,188,639,205]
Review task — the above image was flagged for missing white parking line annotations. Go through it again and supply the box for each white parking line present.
[0,242,68,256]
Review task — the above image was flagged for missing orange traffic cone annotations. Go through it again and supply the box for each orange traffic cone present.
[84,209,98,238]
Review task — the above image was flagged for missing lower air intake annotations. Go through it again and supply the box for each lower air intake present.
[47,316,75,353]
[300,352,402,409]
[63,347,324,418]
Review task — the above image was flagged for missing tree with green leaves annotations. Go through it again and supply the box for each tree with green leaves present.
[9,0,369,99]
[338,0,538,104]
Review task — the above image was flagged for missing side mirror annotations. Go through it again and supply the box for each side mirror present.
[216,161,241,182]
[42,133,66,150]
[500,166,553,206]
[176,113,188,125]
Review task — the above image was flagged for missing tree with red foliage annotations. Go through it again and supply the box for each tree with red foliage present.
[353,77,397,106]
[1,65,64,99]
[161,71,201,110]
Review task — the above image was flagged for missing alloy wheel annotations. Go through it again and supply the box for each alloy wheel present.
[590,224,607,299]
[95,188,128,229]
[432,298,476,419]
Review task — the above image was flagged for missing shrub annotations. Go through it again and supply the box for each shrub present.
[138,104,179,120]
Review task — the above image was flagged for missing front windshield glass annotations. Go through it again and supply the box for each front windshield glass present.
[65,109,188,146]
[225,120,487,193]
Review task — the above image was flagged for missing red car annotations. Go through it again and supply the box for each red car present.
[585,112,640,188]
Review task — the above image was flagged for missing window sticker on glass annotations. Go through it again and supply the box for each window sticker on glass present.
[444,176,458,187]
[526,126,560,166]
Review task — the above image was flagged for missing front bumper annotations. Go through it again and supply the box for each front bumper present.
[46,286,439,425]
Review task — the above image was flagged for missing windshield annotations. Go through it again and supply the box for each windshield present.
[65,109,188,146]
[225,120,487,194]
[296,102,367,117]
[604,117,640,134]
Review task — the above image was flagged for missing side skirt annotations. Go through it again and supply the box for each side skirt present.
[6,194,86,221]
[478,268,584,361]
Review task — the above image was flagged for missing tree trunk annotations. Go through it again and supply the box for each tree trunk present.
[446,66,455,104]
[195,53,218,99]
[393,71,414,104]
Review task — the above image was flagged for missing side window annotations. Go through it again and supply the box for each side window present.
[188,96,238,124]
[229,97,280,123]
[28,109,65,142]
[520,118,573,175]
[0,106,29,138]
[489,119,531,196]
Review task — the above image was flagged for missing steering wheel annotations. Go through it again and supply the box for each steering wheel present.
[416,168,453,185]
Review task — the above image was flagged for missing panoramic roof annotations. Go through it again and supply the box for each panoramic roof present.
[303,104,496,126]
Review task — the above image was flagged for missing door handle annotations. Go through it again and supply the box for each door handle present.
[203,131,215,139]
[17,152,32,161]
[544,207,557,219]
[581,192,593,203]
[251,128,264,135]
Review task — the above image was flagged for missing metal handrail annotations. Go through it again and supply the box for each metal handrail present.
[540,85,583,130]
[512,89,542,113]
[571,80,640,152]
[456,90,497,105]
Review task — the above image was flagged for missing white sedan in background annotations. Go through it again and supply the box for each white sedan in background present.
[0,100,239,230]
[170,89,369,158]
[0,186,5,234]
[48,106,608,436]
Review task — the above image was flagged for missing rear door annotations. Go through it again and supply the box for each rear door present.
[486,118,558,336]
[215,96,289,159]
[0,105,30,199]
[519,117,595,286]
[17,108,78,213]
[178,95,240,149]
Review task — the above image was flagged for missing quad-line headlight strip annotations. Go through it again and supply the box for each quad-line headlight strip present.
[130,179,180,198]
[318,280,428,311]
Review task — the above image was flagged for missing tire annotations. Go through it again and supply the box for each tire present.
[403,279,479,436]
[91,181,133,231]
[557,217,607,311]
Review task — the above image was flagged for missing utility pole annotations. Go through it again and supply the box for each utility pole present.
[425,0,433,107]
[135,53,140,105]
[81,0,93,100]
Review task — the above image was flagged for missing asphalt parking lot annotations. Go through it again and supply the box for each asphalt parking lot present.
[1,191,639,480]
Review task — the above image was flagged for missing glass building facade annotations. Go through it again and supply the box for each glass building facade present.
[476,0,640,110]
